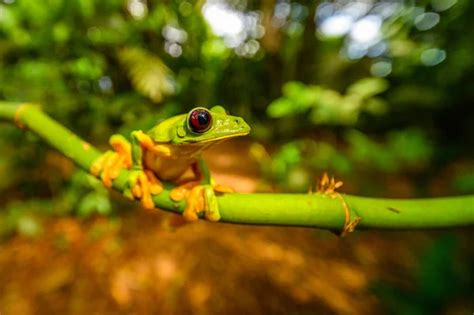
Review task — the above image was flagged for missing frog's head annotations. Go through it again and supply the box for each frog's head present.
[148,106,250,144]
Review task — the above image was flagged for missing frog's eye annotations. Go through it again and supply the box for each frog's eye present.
[188,108,212,133]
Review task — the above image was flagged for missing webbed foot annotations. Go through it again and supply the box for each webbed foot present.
[170,182,221,222]
[125,169,163,209]
[90,135,132,187]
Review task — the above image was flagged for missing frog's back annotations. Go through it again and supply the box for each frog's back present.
[147,114,186,143]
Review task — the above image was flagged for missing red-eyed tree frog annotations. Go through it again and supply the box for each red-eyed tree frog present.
[91,106,251,221]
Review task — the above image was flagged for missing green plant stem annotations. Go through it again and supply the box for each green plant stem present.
[1,101,473,231]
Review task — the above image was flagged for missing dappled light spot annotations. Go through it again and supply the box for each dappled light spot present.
[98,76,113,92]
[420,48,446,66]
[127,0,147,19]
[162,25,187,58]
[346,42,369,60]
[202,1,263,56]
[415,12,440,31]
[342,2,372,19]
[332,262,367,290]
[164,42,182,58]
[272,2,291,28]
[110,268,133,306]
[371,60,392,77]
[154,254,178,281]
[431,0,457,12]
[367,41,388,57]
[319,13,354,37]
[203,3,245,46]
[350,15,382,44]
[162,25,188,44]
[187,282,212,308]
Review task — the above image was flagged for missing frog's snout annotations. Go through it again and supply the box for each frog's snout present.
[232,117,251,134]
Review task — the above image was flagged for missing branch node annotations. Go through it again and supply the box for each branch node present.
[14,102,37,129]
[315,172,362,237]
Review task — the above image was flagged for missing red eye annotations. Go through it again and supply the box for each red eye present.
[188,108,212,133]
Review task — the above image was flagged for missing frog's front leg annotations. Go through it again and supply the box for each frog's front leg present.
[125,130,163,209]
[170,159,231,222]
[91,132,163,209]
[91,134,132,187]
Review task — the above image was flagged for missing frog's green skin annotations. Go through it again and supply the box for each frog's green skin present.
[93,106,250,221]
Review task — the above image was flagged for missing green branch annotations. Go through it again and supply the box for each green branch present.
[1,101,473,232]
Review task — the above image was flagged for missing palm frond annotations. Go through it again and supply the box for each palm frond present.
[118,47,175,103]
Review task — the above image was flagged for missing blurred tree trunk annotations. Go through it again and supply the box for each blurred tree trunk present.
[260,0,281,53]
[295,1,320,84]
[259,0,285,105]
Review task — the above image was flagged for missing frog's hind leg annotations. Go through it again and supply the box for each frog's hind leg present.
[169,159,226,222]
[126,170,163,210]
[169,180,203,221]
[193,159,234,194]
[170,183,220,222]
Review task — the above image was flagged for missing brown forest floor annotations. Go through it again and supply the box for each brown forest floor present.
[0,140,471,315]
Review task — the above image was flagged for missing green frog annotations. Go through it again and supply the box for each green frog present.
[91,106,250,221]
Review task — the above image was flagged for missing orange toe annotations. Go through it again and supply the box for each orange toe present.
[213,183,234,193]
[182,186,205,221]
[145,170,163,195]
[170,187,187,201]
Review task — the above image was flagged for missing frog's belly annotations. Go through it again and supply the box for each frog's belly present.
[144,151,196,182]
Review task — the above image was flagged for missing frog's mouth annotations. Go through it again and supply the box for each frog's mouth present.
[171,130,249,145]
[200,128,251,141]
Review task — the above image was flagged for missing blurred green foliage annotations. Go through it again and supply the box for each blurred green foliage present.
[267,78,389,125]
[373,235,473,314]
